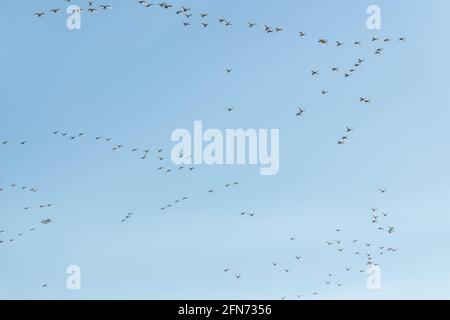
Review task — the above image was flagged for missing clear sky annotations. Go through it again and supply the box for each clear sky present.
[1,0,450,300]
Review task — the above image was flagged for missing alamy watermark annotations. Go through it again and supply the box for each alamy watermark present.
[367,5,382,30]
[66,265,81,290]
[366,265,382,290]
[171,121,280,176]
[66,6,81,30]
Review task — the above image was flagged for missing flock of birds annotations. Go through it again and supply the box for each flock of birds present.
[0,0,406,298]
[33,0,406,46]
[0,183,54,246]
[34,0,112,16]
[223,187,398,299]
[48,130,204,177]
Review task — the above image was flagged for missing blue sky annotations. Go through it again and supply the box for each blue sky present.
[1,0,450,299]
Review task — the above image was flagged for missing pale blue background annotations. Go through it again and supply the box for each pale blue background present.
[1,0,449,299]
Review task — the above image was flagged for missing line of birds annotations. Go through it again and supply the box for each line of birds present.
[0,183,39,193]
[240,211,255,218]
[1,140,28,146]
[0,218,53,246]
[33,0,407,52]
[160,181,239,212]
[51,130,196,174]
[136,0,408,58]
[312,58,368,81]
[337,127,353,146]
[34,0,112,17]
[0,179,50,245]
[120,212,134,223]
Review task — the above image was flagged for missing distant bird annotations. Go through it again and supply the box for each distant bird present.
[296,107,305,117]
[41,219,52,225]
[360,97,372,106]
[264,25,273,33]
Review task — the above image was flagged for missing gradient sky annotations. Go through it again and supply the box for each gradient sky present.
[1,0,450,300]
